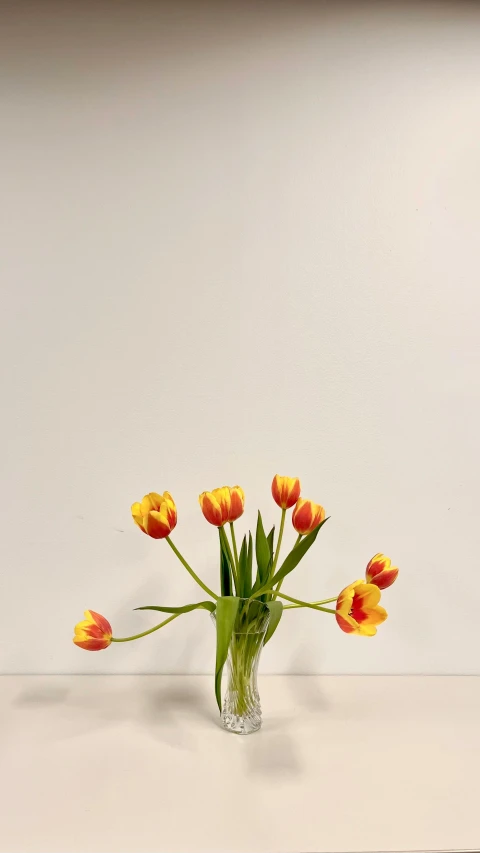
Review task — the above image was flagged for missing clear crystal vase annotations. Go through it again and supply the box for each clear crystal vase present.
[212,598,270,735]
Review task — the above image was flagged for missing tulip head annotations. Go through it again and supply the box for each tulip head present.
[131,492,177,539]
[199,485,244,526]
[292,498,325,535]
[365,553,399,590]
[335,580,387,636]
[271,475,301,509]
[73,610,112,651]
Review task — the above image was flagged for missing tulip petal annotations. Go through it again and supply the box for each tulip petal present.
[131,502,147,532]
[228,486,245,522]
[88,610,113,636]
[335,611,357,633]
[357,623,378,637]
[363,604,388,626]
[213,487,231,523]
[199,491,224,526]
[143,510,171,539]
[371,568,399,589]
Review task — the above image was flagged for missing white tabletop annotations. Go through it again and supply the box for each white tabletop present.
[0,675,478,853]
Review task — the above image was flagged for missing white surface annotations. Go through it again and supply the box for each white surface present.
[1,1,480,675]
[0,675,478,853]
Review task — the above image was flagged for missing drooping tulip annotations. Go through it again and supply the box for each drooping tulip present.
[335,580,387,636]
[73,610,112,651]
[365,553,399,590]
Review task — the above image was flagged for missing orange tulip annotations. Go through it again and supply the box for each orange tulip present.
[131,492,177,539]
[335,580,387,636]
[365,553,399,590]
[271,475,301,509]
[199,485,244,526]
[292,498,325,535]
[73,610,112,651]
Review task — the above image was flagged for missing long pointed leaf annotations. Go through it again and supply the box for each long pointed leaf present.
[238,534,247,597]
[264,601,283,644]
[244,531,253,597]
[255,511,270,584]
[269,518,329,588]
[252,519,274,597]
[218,529,232,596]
[267,525,275,560]
[135,601,216,614]
[215,596,240,711]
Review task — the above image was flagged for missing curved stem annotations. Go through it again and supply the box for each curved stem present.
[256,590,336,614]
[111,613,180,642]
[273,534,302,600]
[166,537,218,600]
[283,596,337,610]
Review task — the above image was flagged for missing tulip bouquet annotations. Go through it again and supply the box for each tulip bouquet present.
[74,475,398,734]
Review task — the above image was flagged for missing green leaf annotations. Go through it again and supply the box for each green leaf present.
[244,531,253,597]
[264,601,283,644]
[135,601,216,614]
[255,511,270,585]
[267,525,275,560]
[252,517,274,599]
[238,534,247,597]
[214,596,240,711]
[269,517,329,587]
[218,529,232,596]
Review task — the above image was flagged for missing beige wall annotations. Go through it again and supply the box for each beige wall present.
[1,0,479,673]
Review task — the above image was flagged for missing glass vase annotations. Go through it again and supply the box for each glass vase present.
[212,598,270,735]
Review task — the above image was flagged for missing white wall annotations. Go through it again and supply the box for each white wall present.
[1,0,479,675]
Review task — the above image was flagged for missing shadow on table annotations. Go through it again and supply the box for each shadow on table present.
[244,728,304,778]
[10,677,218,752]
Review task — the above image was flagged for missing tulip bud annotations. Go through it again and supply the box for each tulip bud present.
[292,498,325,535]
[365,553,399,590]
[131,492,177,539]
[271,475,301,509]
[73,610,112,651]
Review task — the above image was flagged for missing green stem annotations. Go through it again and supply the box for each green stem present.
[273,534,302,600]
[283,596,337,610]
[166,537,218,600]
[220,526,238,592]
[276,591,336,614]
[111,613,180,642]
[271,508,286,575]
[229,522,239,570]
[256,590,336,614]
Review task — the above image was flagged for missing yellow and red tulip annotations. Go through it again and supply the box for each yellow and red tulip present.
[335,580,387,636]
[131,492,177,539]
[271,475,301,510]
[365,553,399,590]
[73,610,112,651]
[292,498,325,535]
[199,485,244,526]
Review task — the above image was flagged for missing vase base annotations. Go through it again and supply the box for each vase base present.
[221,707,262,735]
